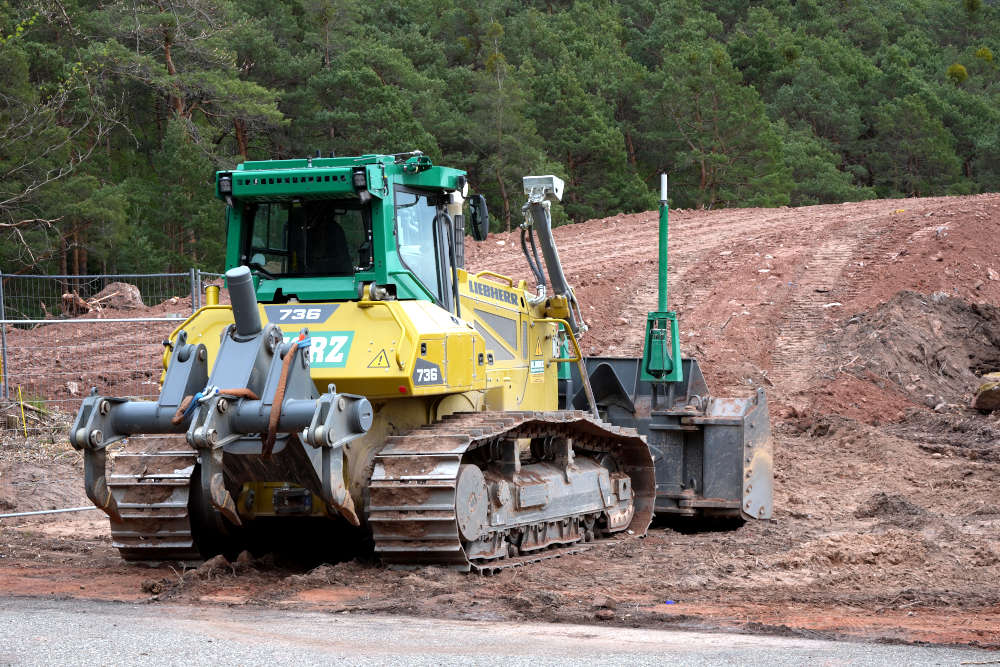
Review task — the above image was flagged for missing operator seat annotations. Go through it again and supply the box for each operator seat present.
[306,219,353,274]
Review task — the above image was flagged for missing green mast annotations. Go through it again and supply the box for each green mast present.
[640,174,683,383]
[657,174,669,312]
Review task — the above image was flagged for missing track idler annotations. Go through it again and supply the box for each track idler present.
[70,266,373,528]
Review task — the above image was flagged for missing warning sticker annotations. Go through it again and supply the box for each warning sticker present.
[534,338,543,356]
[367,350,390,369]
[530,359,545,383]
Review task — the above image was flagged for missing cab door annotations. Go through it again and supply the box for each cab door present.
[394,187,458,315]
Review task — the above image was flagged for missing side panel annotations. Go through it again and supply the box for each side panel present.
[458,270,558,412]
[446,329,474,388]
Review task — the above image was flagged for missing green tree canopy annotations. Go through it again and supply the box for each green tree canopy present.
[2,0,999,272]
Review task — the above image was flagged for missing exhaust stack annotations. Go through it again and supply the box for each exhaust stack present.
[226,266,262,338]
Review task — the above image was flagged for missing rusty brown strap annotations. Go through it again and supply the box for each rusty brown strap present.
[171,388,260,425]
[219,388,259,401]
[171,395,195,425]
[262,339,301,459]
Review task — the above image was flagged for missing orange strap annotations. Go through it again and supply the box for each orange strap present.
[171,396,195,425]
[171,388,260,425]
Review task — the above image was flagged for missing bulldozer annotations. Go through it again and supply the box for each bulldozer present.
[70,152,772,572]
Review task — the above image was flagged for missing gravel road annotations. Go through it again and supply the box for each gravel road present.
[0,597,993,666]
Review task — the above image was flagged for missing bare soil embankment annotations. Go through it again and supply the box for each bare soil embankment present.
[2,194,1000,648]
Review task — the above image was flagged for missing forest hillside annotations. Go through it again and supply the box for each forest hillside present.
[1,0,998,273]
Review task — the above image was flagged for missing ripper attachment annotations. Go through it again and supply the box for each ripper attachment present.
[70,266,372,527]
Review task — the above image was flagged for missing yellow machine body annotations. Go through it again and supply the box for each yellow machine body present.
[166,269,568,407]
[165,269,575,519]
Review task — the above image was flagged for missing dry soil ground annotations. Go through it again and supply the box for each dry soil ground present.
[2,194,1000,649]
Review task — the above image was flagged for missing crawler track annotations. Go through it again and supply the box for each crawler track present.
[368,410,655,572]
[100,412,654,569]
[107,449,201,562]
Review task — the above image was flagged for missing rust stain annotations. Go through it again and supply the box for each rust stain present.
[379,457,447,478]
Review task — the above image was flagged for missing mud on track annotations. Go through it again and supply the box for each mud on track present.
[3,194,1000,648]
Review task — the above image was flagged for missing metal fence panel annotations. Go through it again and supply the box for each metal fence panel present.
[0,272,212,443]
[0,272,197,321]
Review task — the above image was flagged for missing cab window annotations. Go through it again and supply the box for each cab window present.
[244,200,372,277]
[395,189,448,304]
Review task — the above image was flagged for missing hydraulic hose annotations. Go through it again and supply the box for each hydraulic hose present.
[528,225,545,288]
[525,201,571,298]
[520,226,546,288]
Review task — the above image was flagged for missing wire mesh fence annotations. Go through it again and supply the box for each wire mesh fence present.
[0,270,221,444]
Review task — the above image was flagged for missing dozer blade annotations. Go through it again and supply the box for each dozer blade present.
[561,357,773,522]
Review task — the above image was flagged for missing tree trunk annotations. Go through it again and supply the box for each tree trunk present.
[234,118,249,160]
[323,20,331,68]
[154,96,164,140]
[79,228,88,275]
[72,227,80,276]
[162,28,185,116]
[624,130,637,166]
[59,235,68,294]
[495,167,510,233]
[699,158,708,206]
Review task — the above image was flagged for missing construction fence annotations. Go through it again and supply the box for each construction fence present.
[0,270,223,442]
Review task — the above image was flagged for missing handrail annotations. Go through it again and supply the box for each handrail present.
[531,317,581,363]
[474,270,515,288]
[357,300,409,370]
[531,317,597,417]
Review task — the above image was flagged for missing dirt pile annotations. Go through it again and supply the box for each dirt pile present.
[831,291,1000,409]
[0,459,87,514]
[854,492,928,528]
[888,410,1000,462]
[766,530,932,569]
[91,282,145,310]
[1,292,194,411]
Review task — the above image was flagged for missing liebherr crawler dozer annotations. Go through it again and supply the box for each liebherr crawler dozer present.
[70,153,772,571]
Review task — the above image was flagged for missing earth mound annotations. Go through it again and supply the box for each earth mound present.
[832,291,1000,407]
[92,282,144,310]
[854,492,928,528]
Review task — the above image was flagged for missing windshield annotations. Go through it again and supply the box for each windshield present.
[395,189,443,300]
[244,200,372,277]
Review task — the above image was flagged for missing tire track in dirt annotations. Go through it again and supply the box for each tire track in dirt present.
[470,208,836,291]
[614,208,820,358]
[469,194,1000,401]
[766,196,999,401]
[602,197,989,398]
[767,218,875,398]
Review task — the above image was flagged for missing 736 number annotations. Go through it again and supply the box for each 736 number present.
[415,367,440,383]
[278,308,322,321]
